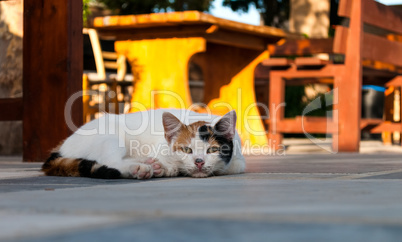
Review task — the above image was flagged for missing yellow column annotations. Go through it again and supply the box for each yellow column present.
[115,38,206,112]
[207,51,269,146]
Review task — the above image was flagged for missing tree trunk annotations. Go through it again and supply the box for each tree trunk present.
[0,0,23,155]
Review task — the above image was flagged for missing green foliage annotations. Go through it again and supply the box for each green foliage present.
[222,0,289,27]
[284,86,305,118]
[96,0,214,15]
[283,85,333,138]
[83,0,91,25]
[285,85,333,118]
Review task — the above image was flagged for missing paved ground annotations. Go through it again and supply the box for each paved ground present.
[1,140,402,242]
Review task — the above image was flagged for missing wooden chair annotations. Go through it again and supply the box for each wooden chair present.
[83,28,133,122]
[263,0,402,152]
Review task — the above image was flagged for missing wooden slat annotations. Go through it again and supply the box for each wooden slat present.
[333,26,347,54]
[363,32,402,67]
[360,118,383,128]
[335,26,402,67]
[268,38,334,56]
[268,117,338,133]
[104,61,119,69]
[369,122,402,133]
[23,0,83,161]
[261,58,293,66]
[362,60,402,74]
[270,65,344,78]
[87,28,106,80]
[102,51,118,59]
[386,76,402,87]
[339,0,402,35]
[286,78,333,85]
[267,118,402,134]
[294,57,330,66]
[0,98,23,121]
[360,119,402,133]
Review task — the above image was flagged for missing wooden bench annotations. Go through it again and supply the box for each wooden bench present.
[263,0,402,152]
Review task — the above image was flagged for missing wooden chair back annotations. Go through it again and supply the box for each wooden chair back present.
[333,0,402,69]
[268,0,402,70]
[83,28,128,81]
[82,28,131,121]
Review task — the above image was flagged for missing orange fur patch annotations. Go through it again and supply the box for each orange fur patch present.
[172,121,219,151]
[42,157,81,177]
[207,137,220,147]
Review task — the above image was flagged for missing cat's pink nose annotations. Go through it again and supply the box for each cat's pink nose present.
[195,159,205,170]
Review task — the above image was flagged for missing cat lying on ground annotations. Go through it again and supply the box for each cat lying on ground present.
[42,109,246,179]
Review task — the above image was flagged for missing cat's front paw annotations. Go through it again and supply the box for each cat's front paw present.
[143,158,164,178]
[128,163,153,179]
[141,158,179,178]
[153,162,178,178]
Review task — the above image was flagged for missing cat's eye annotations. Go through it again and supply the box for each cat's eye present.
[181,147,192,154]
[207,146,220,154]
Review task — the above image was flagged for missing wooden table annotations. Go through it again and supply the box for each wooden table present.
[93,11,287,146]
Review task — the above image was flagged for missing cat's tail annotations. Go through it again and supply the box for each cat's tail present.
[42,152,121,179]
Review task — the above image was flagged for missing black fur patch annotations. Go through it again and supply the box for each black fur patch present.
[213,135,233,164]
[92,165,121,179]
[42,152,61,170]
[78,159,121,179]
[47,152,61,162]
[199,125,233,164]
[78,159,97,177]
[199,125,212,142]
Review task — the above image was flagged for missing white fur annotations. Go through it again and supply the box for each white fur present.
[59,109,246,178]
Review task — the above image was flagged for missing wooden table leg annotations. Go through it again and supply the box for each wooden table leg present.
[115,38,206,112]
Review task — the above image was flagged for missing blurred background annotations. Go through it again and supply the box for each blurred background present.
[1,0,401,156]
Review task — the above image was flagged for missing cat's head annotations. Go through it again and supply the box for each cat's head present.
[162,111,237,178]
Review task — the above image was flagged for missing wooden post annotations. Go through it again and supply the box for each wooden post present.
[337,0,363,152]
[23,0,83,161]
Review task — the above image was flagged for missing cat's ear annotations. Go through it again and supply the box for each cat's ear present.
[214,110,237,140]
[162,112,184,144]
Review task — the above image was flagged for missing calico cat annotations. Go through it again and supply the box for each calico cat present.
[42,109,246,179]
